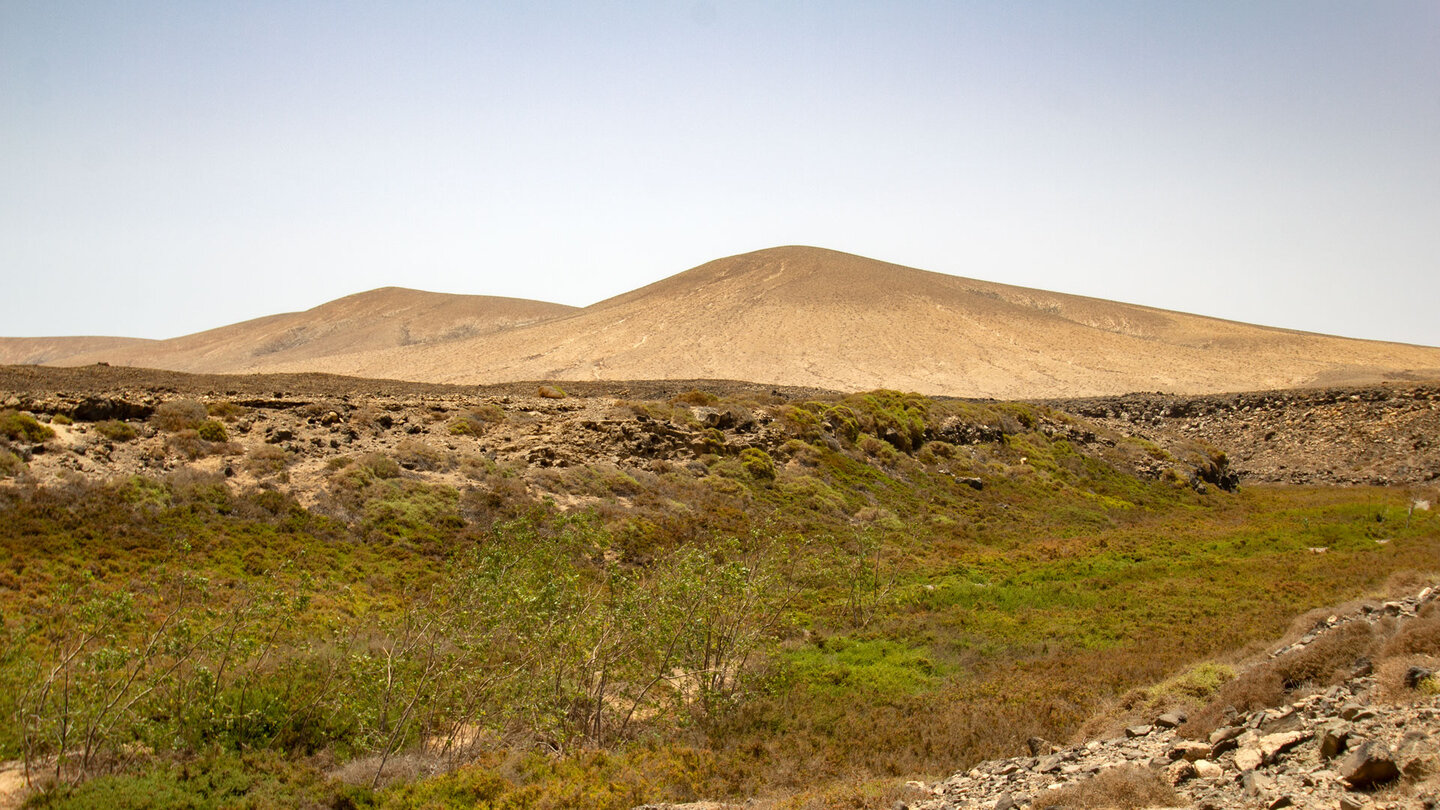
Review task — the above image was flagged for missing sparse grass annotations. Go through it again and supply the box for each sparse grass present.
[245,444,292,476]
[93,420,137,442]
[206,400,250,421]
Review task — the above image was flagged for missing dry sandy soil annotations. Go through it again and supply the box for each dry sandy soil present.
[6,246,1439,399]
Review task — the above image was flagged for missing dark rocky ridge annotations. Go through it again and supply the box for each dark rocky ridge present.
[1046,383,1440,486]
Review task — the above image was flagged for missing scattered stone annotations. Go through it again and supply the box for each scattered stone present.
[1026,737,1056,756]
[1241,770,1275,797]
[1193,759,1222,779]
[1170,740,1212,762]
[1155,711,1187,729]
[1124,724,1153,738]
[1259,730,1311,764]
[1320,724,1351,759]
[1235,747,1264,772]
[1165,760,1197,785]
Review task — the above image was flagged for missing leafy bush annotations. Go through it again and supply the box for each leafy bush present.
[52,413,73,426]
[196,419,229,442]
[0,409,54,442]
[739,448,775,480]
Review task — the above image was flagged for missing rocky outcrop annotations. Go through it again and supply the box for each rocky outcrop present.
[909,586,1440,810]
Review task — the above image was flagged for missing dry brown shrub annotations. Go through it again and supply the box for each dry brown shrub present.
[165,429,240,460]
[672,389,718,406]
[1032,764,1184,809]
[151,399,208,432]
[1382,614,1440,658]
[1182,621,1377,737]
[394,439,452,472]
[1373,655,1440,702]
[205,400,249,421]
[1272,620,1377,689]
[245,444,292,476]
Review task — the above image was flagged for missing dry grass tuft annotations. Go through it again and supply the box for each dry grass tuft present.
[1032,764,1184,809]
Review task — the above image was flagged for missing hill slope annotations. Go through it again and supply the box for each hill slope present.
[35,288,579,375]
[7,247,1439,398]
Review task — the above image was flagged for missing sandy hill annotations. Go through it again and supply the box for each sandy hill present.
[6,247,1439,398]
[27,288,578,376]
[0,336,159,366]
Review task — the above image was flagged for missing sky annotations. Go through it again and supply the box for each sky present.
[2,1,1438,345]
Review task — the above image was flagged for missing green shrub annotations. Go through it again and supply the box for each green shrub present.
[52,413,73,426]
[94,419,138,442]
[0,409,54,442]
[740,448,775,480]
[197,419,229,442]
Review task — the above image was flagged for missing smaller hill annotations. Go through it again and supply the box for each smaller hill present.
[44,288,578,373]
[0,336,158,366]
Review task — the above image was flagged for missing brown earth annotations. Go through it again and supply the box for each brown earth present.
[6,246,1440,399]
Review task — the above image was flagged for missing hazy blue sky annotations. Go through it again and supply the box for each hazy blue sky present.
[3,1,1437,345]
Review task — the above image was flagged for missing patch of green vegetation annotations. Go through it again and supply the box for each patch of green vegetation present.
[196,419,229,442]
[785,637,941,697]
[0,409,54,442]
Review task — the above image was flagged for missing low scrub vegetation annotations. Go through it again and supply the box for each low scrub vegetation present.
[0,389,1436,808]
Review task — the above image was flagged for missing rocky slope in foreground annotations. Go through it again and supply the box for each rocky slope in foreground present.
[910,586,1440,810]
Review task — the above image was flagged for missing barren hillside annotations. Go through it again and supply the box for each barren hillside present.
[21,288,578,374]
[7,247,1440,398]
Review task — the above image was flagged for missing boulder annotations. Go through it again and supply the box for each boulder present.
[1193,759,1223,779]
[1338,741,1400,789]
[1258,730,1311,764]
[1125,724,1154,738]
